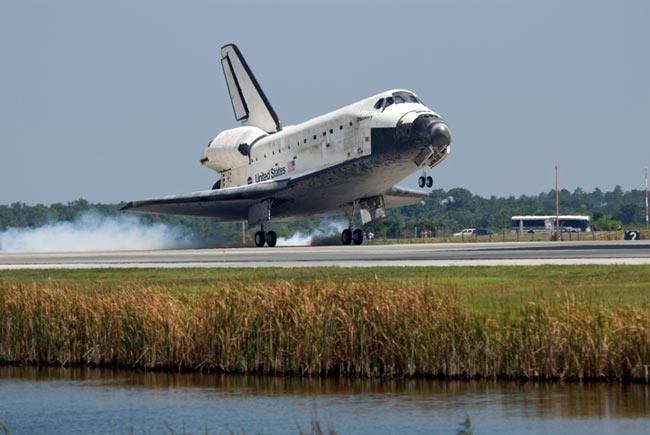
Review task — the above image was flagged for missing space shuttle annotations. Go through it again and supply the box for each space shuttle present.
[123,44,452,247]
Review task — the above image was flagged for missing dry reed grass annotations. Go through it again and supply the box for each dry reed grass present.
[1,281,649,381]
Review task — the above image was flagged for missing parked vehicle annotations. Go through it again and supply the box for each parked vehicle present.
[511,216,591,234]
[453,228,494,237]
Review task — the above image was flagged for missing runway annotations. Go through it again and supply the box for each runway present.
[1,240,650,269]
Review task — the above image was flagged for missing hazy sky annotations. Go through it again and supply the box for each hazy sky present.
[1,0,648,205]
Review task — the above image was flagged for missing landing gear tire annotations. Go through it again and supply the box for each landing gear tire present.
[265,230,277,247]
[255,230,266,247]
[418,176,426,188]
[341,229,352,245]
[352,229,364,245]
[425,176,433,188]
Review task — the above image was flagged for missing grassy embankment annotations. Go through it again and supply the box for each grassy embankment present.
[1,266,649,381]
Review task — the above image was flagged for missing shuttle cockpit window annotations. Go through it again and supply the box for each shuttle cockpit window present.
[373,98,384,110]
[384,97,394,109]
[391,91,422,105]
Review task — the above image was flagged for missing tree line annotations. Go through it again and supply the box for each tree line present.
[0,186,647,241]
[366,185,648,238]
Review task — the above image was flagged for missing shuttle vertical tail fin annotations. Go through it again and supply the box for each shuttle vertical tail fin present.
[220,44,281,134]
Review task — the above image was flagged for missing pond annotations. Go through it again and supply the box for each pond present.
[1,367,648,434]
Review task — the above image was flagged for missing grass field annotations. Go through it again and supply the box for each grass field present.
[1,266,649,381]
[2,265,649,312]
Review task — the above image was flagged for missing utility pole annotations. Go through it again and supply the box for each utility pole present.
[242,221,247,246]
[555,165,560,240]
[645,168,648,230]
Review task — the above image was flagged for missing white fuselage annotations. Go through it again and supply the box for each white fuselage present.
[200,89,442,189]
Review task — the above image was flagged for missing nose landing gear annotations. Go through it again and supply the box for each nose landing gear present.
[418,175,433,188]
[254,225,277,247]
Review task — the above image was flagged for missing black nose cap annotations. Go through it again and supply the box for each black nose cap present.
[429,122,451,148]
[411,115,451,148]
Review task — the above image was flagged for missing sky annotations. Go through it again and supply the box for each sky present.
[1,0,648,205]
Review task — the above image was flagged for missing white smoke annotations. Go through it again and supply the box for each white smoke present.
[0,212,193,252]
[277,220,348,246]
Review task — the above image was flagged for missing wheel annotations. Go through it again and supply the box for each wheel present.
[212,179,221,190]
[254,230,266,247]
[265,230,277,247]
[418,176,426,188]
[341,229,352,245]
[352,229,364,245]
[426,176,433,188]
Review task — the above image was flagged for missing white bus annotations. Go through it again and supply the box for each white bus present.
[511,215,591,234]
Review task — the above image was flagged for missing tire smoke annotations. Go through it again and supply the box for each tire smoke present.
[277,220,348,246]
[0,212,194,252]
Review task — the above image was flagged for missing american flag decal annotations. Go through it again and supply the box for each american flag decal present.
[287,160,296,172]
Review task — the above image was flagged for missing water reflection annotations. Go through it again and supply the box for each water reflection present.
[1,367,649,434]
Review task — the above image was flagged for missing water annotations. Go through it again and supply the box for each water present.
[1,367,649,434]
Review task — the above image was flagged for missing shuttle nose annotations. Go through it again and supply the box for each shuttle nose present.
[410,114,452,167]
[411,115,451,148]
[429,122,451,148]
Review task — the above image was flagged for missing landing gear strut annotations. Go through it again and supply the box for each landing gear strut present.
[254,225,277,248]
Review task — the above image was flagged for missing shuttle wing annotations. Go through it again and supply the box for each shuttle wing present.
[221,44,281,134]
[121,180,289,221]
[123,169,425,223]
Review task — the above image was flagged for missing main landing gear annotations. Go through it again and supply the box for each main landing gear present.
[340,200,366,246]
[341,228,364,245]
[418,174,433,188]
[254,225,277,247]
